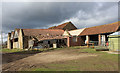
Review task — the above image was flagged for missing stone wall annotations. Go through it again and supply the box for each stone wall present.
[13,42,19,48]
[18,29,23,49]
[7,33,11,49]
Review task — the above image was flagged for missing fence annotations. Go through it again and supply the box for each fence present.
[88,41,119,51]
[88,41,109,49]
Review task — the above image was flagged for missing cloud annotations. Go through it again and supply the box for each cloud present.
[1,2,118,42]
[2,2,98,32]
[60,2,118,28]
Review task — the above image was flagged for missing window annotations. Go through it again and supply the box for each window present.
[48,41,50,44]
[14,31,18,38]
[73,36,78,42]
[14,38,18,42]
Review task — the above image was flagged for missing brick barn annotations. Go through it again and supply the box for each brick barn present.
[7,21,120,49]
[65,22,120,47]
[7,22,77,49]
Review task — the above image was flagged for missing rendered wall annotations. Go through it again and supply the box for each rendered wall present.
[18,29,23,49]
[13,42,19,48]
[7,33,11,49]
[108,36,120,51]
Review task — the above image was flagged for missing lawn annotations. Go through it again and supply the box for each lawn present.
[29,47,119,71]
[0,48,24,53]
[2,46,119,71]
[0,48,53,53]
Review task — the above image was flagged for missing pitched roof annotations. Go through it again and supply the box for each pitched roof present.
[63,30,71,36]
[15,28,20,34]
[48,26,56,29]
[37,35,66,41]
[63,28,85,36]
[80,22,120,36]
[69,28,85,36]
[22,29,65,41]
[48,21,72,29]
[23,29,64,36]
[109,31,120,35]
[54,22,70,29]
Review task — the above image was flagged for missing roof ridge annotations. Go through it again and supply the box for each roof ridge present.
[48,21,72,29]
[79,21,119,36]
[69,28,85,32]
[56,21,70,26]
[22,28,63,30]
[86,21,119,29]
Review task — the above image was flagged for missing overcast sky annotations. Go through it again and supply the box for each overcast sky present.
[0,2,118,42]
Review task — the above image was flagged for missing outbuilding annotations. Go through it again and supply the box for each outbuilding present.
[108,31,120,51]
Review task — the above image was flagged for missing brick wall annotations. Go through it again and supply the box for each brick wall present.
[67,36,84,47]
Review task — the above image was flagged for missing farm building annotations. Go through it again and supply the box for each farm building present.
[65,22,120,47]
[63,28,86,47]
[108,31,120,51]
[7,22,77,49]
[7,21,120,49]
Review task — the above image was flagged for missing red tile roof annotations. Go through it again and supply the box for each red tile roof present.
[48,26,56,29]
[80,22,120,36]
[22,29,65,41]
[48,22,71,29]
[37,35,67,41]
[54,22,70,29]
